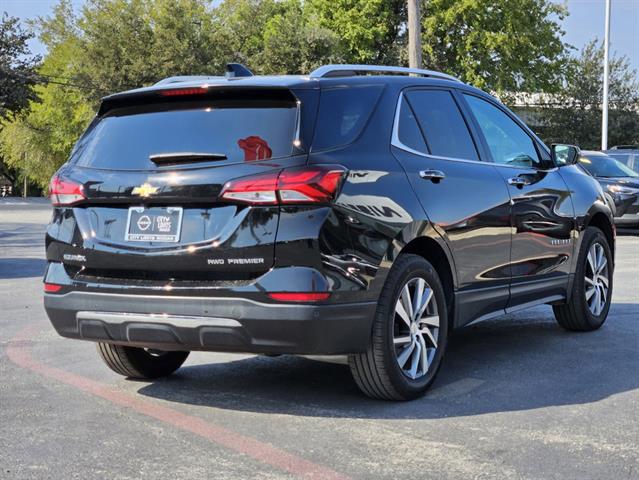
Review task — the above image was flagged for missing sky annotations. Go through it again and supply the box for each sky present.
[2,0,639,72]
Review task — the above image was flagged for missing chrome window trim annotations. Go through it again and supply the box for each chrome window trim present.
[391,92,490,167]
[391,91,559,172]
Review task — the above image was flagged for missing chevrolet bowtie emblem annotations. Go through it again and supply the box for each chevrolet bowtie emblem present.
[132,183,158,197]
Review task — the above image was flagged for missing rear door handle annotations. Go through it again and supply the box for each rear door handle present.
[419,169,446,183]
[508,177,531,188]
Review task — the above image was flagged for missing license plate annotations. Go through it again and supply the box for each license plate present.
[125,207,183,242]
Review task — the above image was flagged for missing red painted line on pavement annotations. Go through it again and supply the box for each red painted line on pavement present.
[6,325,349,480]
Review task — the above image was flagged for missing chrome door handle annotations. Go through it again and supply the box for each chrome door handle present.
[508,177,530,188]
[419,169,445,183]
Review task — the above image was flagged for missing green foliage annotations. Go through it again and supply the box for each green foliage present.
[0,78,94,189]
[0,13,41,119]
[2,0,631,189]
[423,0,568,92]
[305,0,406,64]
[521,41,639,149]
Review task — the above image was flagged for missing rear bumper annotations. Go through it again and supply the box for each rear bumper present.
[44,290,376,355]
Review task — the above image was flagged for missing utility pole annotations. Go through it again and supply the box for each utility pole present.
[407,0,422,69]
[601,0,611,150]
[21,152,27,198]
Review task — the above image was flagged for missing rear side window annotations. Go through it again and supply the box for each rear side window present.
[312,85,384,151]
[405,90,479,161]
[72,96,298,170]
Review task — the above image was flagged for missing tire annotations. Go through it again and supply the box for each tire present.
[553,226,613,331]
[96,343,189,379]
[349,254,449,400]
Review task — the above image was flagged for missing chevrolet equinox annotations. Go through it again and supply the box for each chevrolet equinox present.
[44,64,615,400]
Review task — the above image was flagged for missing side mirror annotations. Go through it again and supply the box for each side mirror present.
[551,144,581,167]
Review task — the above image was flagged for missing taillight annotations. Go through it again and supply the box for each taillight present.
[220,165,346,205]
[44,283,63,293]
[49,175,86,206]
[268,292,330,302]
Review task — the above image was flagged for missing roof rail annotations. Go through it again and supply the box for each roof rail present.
[154,75,226,86]
[309,64,462,82]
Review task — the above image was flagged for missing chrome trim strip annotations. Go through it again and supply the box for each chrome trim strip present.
[77,311,242,329]
[391,93,559,173]
[310,64,462,83]
[391,92,492,167]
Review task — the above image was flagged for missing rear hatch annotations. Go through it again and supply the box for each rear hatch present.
[51,86,316,284]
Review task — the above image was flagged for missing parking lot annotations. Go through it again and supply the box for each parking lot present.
[1,199,637,480]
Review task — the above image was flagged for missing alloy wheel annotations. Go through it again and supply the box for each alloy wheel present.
[393,277,440,380]
[585,242,609,316]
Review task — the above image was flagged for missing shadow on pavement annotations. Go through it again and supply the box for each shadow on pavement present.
[138,303,639,419]
[0,258,46,279]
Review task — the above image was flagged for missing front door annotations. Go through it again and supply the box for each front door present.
[461,93,575,309]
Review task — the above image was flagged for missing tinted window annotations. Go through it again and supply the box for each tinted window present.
[405,90,479,161]
[579,154,639,177]
[397,97,427,152]
[606,152,639,172]
[72,100,297,170]
[464,94,540,168]
[312,85,384,150]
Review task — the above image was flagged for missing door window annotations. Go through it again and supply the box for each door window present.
[464,94,540,168]
[405,90,479,161]
[397,97,428,153]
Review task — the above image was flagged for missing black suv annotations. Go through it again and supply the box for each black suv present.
[44,64,615,400]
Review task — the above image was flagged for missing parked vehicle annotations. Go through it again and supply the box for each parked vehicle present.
[44,64,615,400]
[604,146,639,173]
[579,150,639,227]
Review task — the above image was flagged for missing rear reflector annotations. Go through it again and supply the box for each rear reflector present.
[268,292,330,302]
[44,283,63,293]
[220,165,346,205]
[49,175,86,206]
[159,87,208,96]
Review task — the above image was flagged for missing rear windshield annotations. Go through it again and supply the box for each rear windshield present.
[72,97,298,170]
[312,85,384,151]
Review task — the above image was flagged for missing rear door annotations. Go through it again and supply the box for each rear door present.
[57,87,313,282]
[461,93,575,308]
[390,88,512,325]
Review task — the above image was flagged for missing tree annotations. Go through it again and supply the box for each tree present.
[531,40,639,149]
[1,0,582,190]
[305,0,406,65]
[0,40,94,189]
[0,14,41,119]
[422,0,568,92]
[0,14,42,188]
[258,1,343,74]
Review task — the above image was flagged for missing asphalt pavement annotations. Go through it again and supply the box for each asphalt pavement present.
[1,198,637,480]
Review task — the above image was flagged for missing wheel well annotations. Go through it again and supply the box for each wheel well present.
[401,237,456,326]
[588,212,615,253]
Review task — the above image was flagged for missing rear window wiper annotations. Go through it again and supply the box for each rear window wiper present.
[150,152,227,166]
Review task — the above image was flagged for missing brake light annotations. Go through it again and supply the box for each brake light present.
[49,175,86,206]
[268,292,330,302]
[219,172,279,205]
[220,166,346,205]
[159,87,208,96]
[44,283,63,293]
